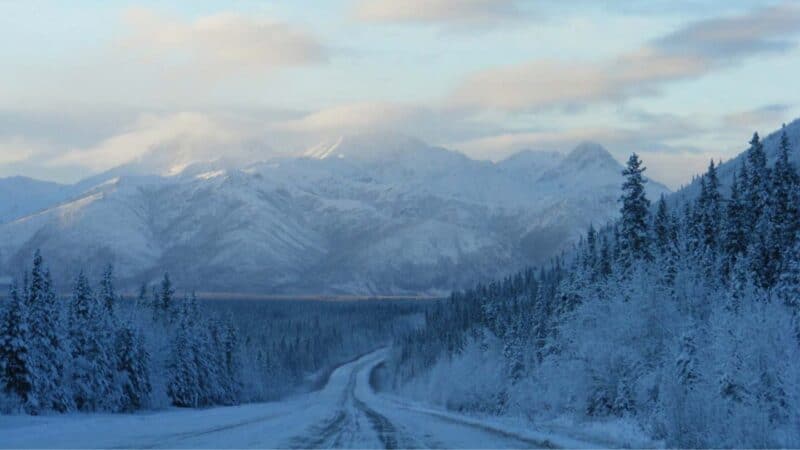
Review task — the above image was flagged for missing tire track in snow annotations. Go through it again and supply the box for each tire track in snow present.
[286,356,421,449]
[113,411,286,449]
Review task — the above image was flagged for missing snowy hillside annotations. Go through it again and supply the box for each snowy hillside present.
[0,134,668,294]
[0,176,73,223]
[670,117,800,202]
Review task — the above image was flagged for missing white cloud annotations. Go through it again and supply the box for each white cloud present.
[278,102,421,134]
[271,101,504,151]
[0,137,40,165]
[449,4,800,112]
[121,8,326,77]
[352,0,521,26]
[449,52,708,112]
[49,113,258,173]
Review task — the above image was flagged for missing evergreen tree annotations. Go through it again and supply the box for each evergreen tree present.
[160,273,174,318]
[41,268,72,411]
[115,322,151,411]
[722,167,748,276]
[653,197,679,291]
[619,153,651,267]
[25,252,71,413]
[598,234,613,278]
[135,282,147,308]
[653,195,673,255]
[68,271,118,411]
[0,282,33,410]
[697,160,722,251]
[167,300,199,407]
[99,264,117,314]
[584,224,597,275]
[221,319,242,403]
[752,210,780,290]
[743,132,769,228]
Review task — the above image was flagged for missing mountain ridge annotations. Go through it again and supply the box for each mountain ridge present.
[0,135,669,295]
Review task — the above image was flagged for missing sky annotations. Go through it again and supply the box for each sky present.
[2,0,800,188]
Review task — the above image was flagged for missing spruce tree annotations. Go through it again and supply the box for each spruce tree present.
[619,153,651,267]
[167,299,199,407]
[722,167,748,276]
[160,273,174,319]
[653,195,672,255]
[41,268,72,411]
[115,322,151,411]
[99,264,117,314]
[136,282,148,309]
[68,271,118,411]
[25,252,71,412]
[598,234,613,278]
[770,126,799,260]
[0,282,33,410]
[584,224,597,275]
[698,160,722,251]
[222,319,242,403]
[744,132,769,228]
[653,196,678,290]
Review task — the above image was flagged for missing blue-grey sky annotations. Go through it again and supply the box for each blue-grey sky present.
[2,0,800,188]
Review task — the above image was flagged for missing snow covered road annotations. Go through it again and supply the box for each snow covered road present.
[0,350,561,448]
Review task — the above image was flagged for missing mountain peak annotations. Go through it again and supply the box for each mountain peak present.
[566,141,615,162]
[303,132,430,161]
[560,141,620,171]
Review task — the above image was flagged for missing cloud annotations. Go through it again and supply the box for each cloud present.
[0,137,40,165]
[723,103,793,129]
[49,113,260,173]
[121,8,326,77]
[654,3,800,59]
[449,4,800,112]
[273,102,500,146]
[450,52,708,112]
[352,0,522,27]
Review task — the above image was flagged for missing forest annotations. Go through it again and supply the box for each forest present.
[384,128,800,448]
[0,257,424,414]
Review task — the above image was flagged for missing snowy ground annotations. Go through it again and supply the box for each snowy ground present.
[0,350,600,449]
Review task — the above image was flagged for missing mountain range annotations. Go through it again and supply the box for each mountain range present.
[0,133,669,295]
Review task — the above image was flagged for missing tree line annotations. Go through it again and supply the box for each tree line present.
[0,255,241,414]
[0,252,426,415]
[387,127,800,447]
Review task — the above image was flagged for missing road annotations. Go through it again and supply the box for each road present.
[0,350,559,449]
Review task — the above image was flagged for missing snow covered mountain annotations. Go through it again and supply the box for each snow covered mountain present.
[0,135,668,295]
[0,176,74,223]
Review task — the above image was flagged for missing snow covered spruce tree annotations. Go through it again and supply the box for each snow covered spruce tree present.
[68,271,120,411]
[25,250,71,411]
[115,321,151,411]
[618,153,651,268]
[0,282,33,412]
